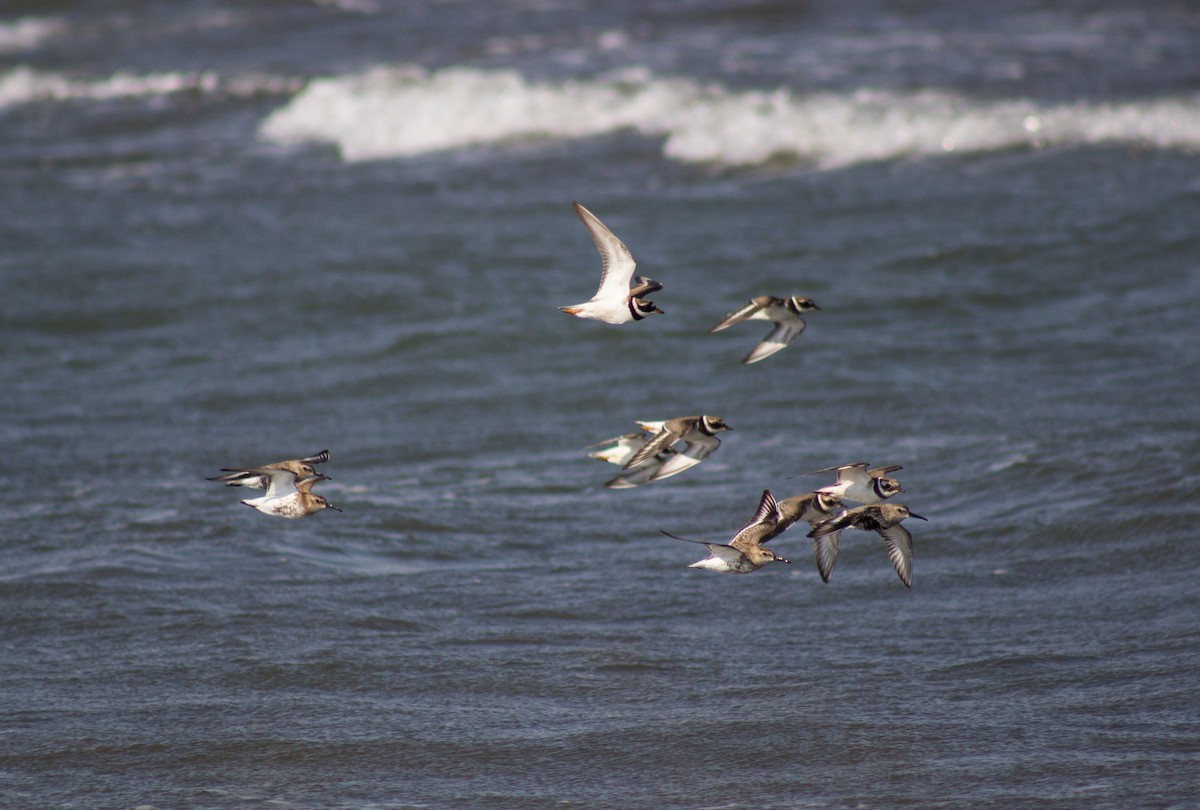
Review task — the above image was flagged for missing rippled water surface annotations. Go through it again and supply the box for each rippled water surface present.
[2,2,1199,808]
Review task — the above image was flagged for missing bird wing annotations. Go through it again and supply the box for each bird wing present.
[811,529,842,583]
[207,469,267,488]
[877,523,914,588]
[834,463,873,487]
[660,530,715,546]
[585,433,649,466]
[742,321,806,364]
[642,451,702,482]
[791,461,869,478]
[730,490,781,549]
[699,543,748,566]
[661,531,744,564]
[708,297,770,333]
[808,506,859,539]
[220,467,299,498]
[299,449,330,465]
[605,464,658,489]
[573,202,637,298]
[260,467,302,498]
[605,451,677,488]
[623,418,690,469]
[869,465,903,478]
[646,429,721,482]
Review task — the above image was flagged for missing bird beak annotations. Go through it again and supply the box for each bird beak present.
[909,512,928,521]
[328,504,344,512]
[559,307,580,315]
[777,557,791,564]
[654,307,665,314]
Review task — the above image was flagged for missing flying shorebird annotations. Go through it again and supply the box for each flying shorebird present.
[618,415,731,484]
[662,489,791,573]
[223,467,343,519]
[584,427,678,489]
[709,294,820,364]
[807,502,927,587]
[207,449,330,489]
[558,201,664,324]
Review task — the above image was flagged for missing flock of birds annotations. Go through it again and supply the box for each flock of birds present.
[208,202,927,588]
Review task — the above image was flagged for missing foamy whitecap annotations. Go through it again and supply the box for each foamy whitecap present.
[260,65,1200,168]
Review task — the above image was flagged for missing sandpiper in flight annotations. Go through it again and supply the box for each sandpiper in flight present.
[223,467,343,519]
[807,502,926,587]
[662,489,791,573]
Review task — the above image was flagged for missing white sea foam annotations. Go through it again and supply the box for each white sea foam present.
[259,65,1200,168]
[0,65,302,109]
[0,16,63,53]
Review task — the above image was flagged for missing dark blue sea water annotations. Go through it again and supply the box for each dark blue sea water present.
[2,2,1199,808]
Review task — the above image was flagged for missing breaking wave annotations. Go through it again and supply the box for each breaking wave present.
[258,65,1200,169]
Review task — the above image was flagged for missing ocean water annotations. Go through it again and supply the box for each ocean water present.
[2,2,1199,808]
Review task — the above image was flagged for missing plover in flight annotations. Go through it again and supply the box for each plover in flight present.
[794,461,903,504]
[808,503,926,587]
[585,428,678,489]
[207,449,330,488]
[558,201,664,324]
[709,295,820,364]
[617,415,731,484]
[662,489,791,573]
[225,467,343,519]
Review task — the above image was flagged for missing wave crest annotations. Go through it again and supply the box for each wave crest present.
[259,65,1200,168]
